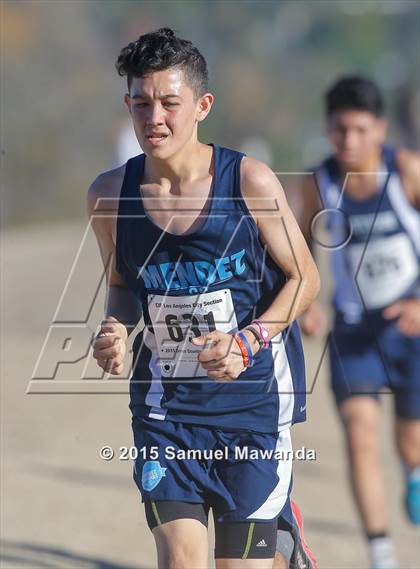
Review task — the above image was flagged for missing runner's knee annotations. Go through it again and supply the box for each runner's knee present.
[154,522,207,569]
[340,400,379,454]
[159,547,202,569]
[347,420,378,454]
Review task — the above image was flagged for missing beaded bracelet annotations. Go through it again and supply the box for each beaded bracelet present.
[234,332,253,368]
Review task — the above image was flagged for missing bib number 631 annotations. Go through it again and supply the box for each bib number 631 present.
[165,312,216,343]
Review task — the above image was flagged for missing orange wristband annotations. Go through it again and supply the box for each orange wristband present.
[234,333,250,368]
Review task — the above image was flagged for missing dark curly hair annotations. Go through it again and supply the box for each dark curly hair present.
[116,27,208,99]
[325,76,384,117]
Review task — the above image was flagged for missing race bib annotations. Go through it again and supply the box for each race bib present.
[148,288,238,377]
[348,233,418,309]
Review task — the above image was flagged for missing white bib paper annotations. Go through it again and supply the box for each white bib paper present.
[348,233,418,309]
[148,288,238,378]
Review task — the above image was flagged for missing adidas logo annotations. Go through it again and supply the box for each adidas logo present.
[256,539,267,547]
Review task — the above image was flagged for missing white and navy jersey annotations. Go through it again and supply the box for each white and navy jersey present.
[316,145,419,325]
[116,144,306,434]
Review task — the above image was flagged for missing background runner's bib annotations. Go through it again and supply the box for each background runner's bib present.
[148,288,238,377]
[348,233,418,310]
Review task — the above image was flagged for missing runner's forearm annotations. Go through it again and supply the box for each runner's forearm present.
[250,268,319,341]
[104,284,143,337]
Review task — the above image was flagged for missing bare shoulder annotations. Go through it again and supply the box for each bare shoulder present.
[396,148,420,207]
[238,156,291,230]
[87,164,127,215]
[239,156,283,199]
[397,148,420,172]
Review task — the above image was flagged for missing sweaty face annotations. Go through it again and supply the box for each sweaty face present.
[327,110,387,167]
[125,68,201,159]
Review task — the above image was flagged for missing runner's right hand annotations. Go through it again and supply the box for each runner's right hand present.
[383,298,420,336]
[300,301,326,337]
[92,317,128,375]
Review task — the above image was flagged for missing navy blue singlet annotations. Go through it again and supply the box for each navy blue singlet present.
[116,144,306,434]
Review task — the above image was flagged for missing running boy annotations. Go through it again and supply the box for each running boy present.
[88,28,319,568]
[300,76,420,569]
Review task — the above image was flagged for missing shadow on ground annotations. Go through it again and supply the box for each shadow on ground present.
[0,540,150,569]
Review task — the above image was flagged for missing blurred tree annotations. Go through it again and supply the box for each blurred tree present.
[2,0,418,227]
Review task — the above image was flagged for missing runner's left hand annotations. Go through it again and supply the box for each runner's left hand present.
[383,298,420,336]
[192,330,250,382]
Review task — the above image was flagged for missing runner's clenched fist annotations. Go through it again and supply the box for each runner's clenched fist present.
[92,316,128,375]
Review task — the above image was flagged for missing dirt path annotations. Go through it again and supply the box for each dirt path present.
[2,221,418,568]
